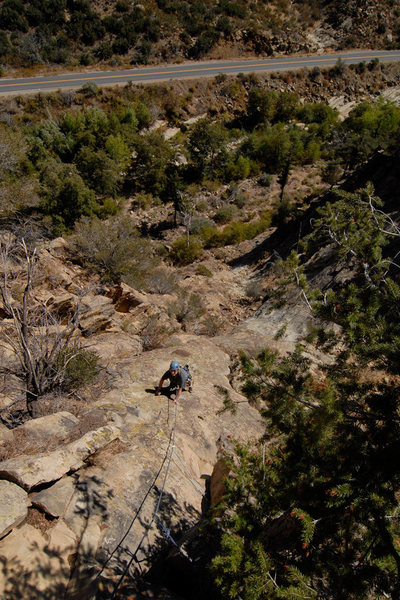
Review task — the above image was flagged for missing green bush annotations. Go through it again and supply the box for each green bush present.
[169,236,203,265]
[213,204,237,224]
[40,162,98,230]
[258,173,273,187]
[190,216,215,234]
[80,81,99,97]
[56,347,100,392]
[232,190,248,209]
[96,197,119,218]
[225,155,252,181]
[195,264,212,277]
[199,215,271,248]
[200,314,225,336]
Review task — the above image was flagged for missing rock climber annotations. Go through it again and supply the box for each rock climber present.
[156,360,192,404]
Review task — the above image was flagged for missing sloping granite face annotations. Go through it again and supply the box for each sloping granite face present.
[0,522,76,599]
[0,331,264,598]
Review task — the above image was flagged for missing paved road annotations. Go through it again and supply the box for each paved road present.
[1,50,400,95]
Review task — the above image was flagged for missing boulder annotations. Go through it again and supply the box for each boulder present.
[45,292,78,319]
[47,237,71,259]
[209,458,230,506]
[37,248,75,288]
[47,518,77,554]
[16,411,79,441]
[106,283,147,313]
[79,295,115,335]
[0,424,120,491]
[31,476,76,518]
[89,331,143,362]
[0,480,29,538]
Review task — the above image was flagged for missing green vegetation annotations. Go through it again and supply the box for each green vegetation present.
[169,235,203,265]
[0,0,349,70]
[199,215,272,248]
[1,23,400,599]
[3,77,400,260]
[55,347,100,391]
[209,184,400,599]
[0,0,396,72]
[71,214,157,284]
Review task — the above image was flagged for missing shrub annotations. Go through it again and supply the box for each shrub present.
[195,264,212,277]
[96,197,119,218]
[116,0,130,11]
[258,173,273,187]
[168,289,204,329]
[197,224,220,247]
[225,155,252,181]
[40,162,98,230]
[368,57,380,71]
[190,216,215,234]
[135,192,157,210]
[94,41,112,61]
[232,191,247,209]
[140,315,168,350]
[169,236,203,265]
[71,214,156,283]
[80,81,99,96]
[213,204,237,224]
[245,280,264,300]
[200,315,225,336]
[199,215,271,248]
[144,267,177,294]
[56,347,100,391]
[188,29,220,59]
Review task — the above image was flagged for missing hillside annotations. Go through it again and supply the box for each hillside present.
[0,0,399,76]
[1,39,400,598]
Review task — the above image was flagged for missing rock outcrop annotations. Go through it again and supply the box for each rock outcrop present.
[0,481,29,538]
[0,234,278,599]
[0,424,120,491]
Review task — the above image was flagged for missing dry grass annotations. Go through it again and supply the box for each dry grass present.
[26,506,57,535]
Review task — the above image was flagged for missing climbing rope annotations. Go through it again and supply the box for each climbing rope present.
[108,400,180,599]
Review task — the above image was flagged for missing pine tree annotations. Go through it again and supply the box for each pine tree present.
[210,184,400,600]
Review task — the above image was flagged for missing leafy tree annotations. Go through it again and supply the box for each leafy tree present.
[275,91,300,122]
[0,0,28,32]
[247,123,303,174]
[40,161,98,230]
[188,28,220,59]
[0,32,10,57]
[332,100,400,169]
[246,88,277,128]
[210,184,400,600]
[187,118,228,180]
[131,131,174,197]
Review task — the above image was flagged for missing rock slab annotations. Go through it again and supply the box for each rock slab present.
[0,424,120,491]
[31,476,76,518]
[0,480,29,538]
